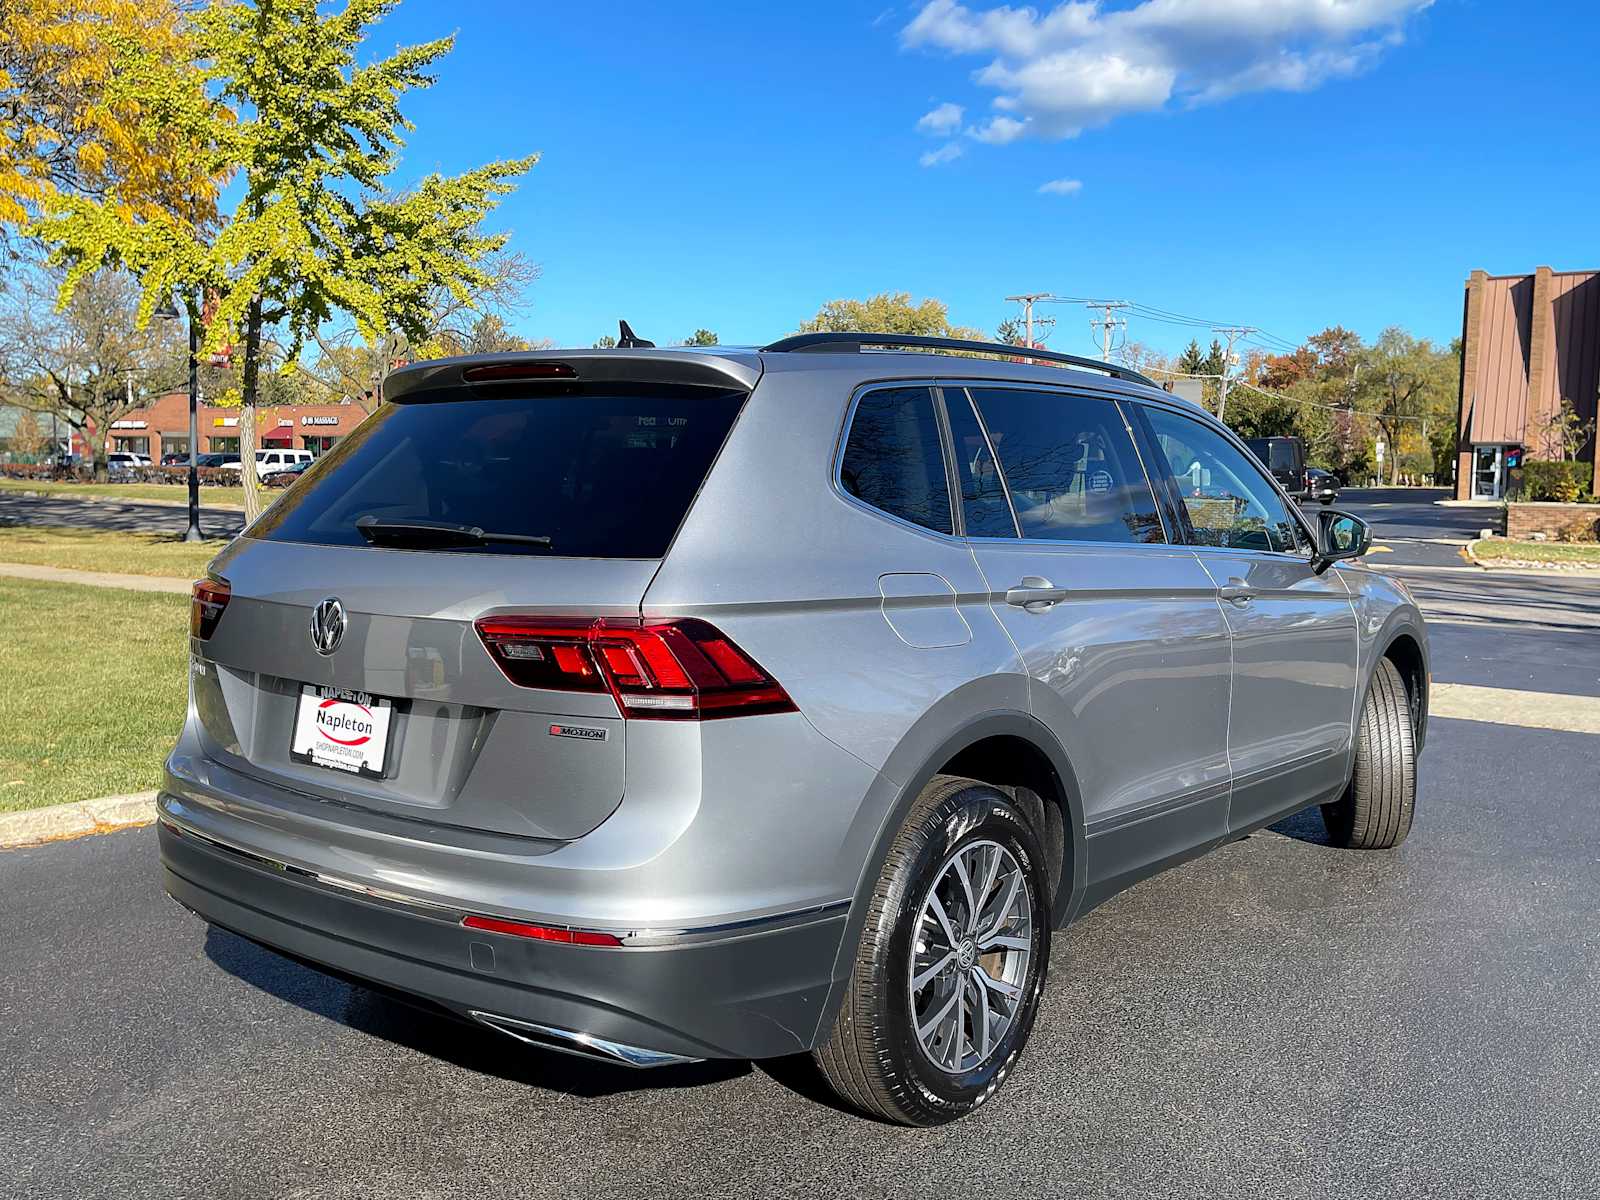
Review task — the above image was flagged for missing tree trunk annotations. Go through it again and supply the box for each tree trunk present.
[239,297,265,522]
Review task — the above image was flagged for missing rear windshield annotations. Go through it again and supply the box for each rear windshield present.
[1247,438,1299,471]
[250,386,746,558]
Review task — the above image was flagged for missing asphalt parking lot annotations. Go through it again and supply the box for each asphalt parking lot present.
[3,490,1598,1199]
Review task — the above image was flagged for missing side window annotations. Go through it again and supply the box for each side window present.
[839,386,953,535]
[1143,407,1309,554]
[944,390,1020,538]
[966,387,1165,544]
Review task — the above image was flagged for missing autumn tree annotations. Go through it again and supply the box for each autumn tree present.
[35,0,537,519]
[0,0,217,252]
[0,266,183,477]
[798,292,984,340]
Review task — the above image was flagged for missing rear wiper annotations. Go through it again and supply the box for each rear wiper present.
[354,516,553,548]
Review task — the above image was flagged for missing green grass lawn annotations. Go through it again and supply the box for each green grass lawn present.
[1475,539,1600,566]
[0,476,247,507]
[0,525,225,578]
[0,577,189,811]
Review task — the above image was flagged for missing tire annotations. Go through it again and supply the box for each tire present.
[1321,657,1417,849]
[813,775,1051,1125]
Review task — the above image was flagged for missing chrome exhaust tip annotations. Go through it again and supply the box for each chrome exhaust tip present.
[468,1010,703,1069]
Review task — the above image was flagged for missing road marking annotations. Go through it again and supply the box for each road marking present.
[1431,683,1600,735]
[1367,545,1394,553]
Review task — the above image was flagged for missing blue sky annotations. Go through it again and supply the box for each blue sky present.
[373,0,1599,360]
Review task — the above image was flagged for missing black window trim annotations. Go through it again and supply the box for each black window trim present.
[939,378,1172,550]
[1129,397,1319,559]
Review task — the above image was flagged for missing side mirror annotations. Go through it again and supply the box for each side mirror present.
[1313,508,1371,574]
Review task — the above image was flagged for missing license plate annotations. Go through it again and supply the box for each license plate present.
[290,685,394,777]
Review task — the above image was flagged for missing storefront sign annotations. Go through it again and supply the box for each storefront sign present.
[301,415,340,426]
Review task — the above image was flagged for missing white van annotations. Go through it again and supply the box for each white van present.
[219,448,314,475]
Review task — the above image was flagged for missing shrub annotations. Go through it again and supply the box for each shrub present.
[1521,460,1593,503]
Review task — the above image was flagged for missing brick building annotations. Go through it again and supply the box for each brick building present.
[105,392,371,459]
[1454,266,1600,500]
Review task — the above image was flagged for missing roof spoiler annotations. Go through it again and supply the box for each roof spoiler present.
[761,332,1159,388]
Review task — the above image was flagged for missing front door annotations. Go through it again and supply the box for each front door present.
[1141,405,1359,833]
[944,384,1233,905]
[1472,444,1503,500]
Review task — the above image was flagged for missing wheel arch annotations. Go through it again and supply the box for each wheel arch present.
[811,708,1087,1049]
[1374,623,1429,751]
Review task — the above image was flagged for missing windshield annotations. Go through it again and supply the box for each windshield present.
[250,386,746,558]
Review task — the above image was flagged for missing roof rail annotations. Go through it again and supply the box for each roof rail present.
[760,332,1161,388]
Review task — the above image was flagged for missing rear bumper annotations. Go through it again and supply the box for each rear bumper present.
[159,808,848,1062]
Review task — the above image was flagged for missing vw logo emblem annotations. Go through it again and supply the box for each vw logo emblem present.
[309,597,346,656]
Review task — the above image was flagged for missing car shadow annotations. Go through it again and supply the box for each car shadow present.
[1266,806,1332,846]
[202,925,752,1098]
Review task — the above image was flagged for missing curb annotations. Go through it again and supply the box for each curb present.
[0,791,158,849]
[1463,537,1600,576]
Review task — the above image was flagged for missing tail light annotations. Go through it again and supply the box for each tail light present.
[475,616,796,720]
[191,578,231,639]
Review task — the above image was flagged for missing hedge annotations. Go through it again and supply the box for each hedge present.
[1520,460,1594,503]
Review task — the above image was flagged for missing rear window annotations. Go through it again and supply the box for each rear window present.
[1247,438,1299,471]
[251,387,745,558]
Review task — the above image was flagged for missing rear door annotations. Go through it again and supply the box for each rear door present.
[1140,405,1358,831]
[191,374,750,841]
[947,383,1233,901]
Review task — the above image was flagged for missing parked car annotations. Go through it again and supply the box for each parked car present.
[264,458,313,487]
[217,448,313,474]
[106,451,149,477]
[160,333,1428,1125]
[1244,435,1308,498]
[195,453,233,469]
[1306,466,1341,505]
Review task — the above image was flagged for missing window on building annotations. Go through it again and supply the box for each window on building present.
[210,437,240,455]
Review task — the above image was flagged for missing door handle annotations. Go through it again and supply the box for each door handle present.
[1219,577,1256,606]
[1005,576,1068,612]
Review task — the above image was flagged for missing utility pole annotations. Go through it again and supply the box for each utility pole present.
[1085,300,1130,361]
[1212,326,1256,422]
[1004,292,1056,347]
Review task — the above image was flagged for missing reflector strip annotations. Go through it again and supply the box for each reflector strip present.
[461,914,622,947]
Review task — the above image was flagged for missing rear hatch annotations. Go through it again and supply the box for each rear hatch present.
[188,353,757,841]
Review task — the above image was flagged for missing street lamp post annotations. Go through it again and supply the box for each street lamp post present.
[155,295,203,542]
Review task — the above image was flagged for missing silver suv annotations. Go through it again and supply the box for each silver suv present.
[161,332,1428,1125]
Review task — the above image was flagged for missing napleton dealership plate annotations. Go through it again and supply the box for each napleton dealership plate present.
[290,685,393,776]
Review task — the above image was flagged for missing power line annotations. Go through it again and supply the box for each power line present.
[1231,378,1429,424]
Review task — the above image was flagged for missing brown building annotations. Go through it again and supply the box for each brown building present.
[1454,266,1600,500]
[105,392,371,460]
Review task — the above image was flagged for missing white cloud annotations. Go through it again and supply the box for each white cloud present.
[919,141,965,167]
[1037,177,1083,195]
[969,114,1029,143]
[903,0,1431,141]
[916,101,966,134]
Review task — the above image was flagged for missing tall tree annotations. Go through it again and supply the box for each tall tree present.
[1358,328,1456,485]
[0,267,183,476]
[35,0,536,519]
[798,292,984,340]
[682,329,718,346]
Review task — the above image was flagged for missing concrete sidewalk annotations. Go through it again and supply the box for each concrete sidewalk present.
[0,561,192,594]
